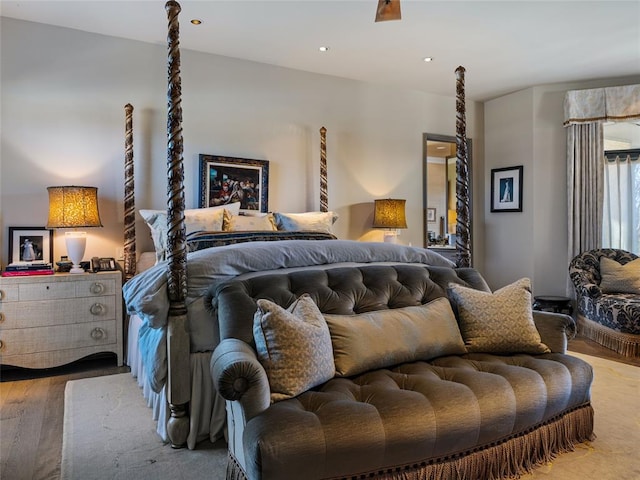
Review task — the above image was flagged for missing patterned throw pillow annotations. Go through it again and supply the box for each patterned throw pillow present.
[324,298,467,377]
[223,211,277,232]
[253,295,335,402]
[448,278,550,354]
[600,257,640,294]
[140,203,241,263]
[273,211,339,234]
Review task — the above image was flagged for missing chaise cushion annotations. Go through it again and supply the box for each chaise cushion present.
[448,278,550,354]
[253,295,335,401]
[324,297,467,377]
[600,257,640,294]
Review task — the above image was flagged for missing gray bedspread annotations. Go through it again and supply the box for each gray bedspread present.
[123,240,454,391]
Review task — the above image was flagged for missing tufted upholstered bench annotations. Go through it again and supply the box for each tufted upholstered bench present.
[209,264,594,480]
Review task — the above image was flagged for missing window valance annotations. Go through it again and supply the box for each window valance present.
[564,84,640,126]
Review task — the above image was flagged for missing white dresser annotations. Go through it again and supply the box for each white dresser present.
[0,271,123,368]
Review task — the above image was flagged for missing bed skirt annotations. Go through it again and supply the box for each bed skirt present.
[127,314,226,449]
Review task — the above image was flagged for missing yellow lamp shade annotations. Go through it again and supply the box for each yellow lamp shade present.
[46,186,103,228]
[372,199,407,229]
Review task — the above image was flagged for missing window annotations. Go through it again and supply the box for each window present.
[602,123,640,254]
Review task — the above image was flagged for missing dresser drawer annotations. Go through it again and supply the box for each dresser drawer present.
[0,295,116,329]
[0,284,19,302]
[0,319,117,356]
[75,279,117,297]
[18,281,76,301]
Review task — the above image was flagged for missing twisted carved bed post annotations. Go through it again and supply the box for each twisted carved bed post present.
[123,103,136,282]
[455,66,472,268]
[320,126,328,212]
[165,0,190,449]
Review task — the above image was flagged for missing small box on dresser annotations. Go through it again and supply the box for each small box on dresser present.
[0,271,123,369]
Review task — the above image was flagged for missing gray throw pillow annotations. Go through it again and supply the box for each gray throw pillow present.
[448,278,550,354]
[253,294,335,402]
[324,297,467,377]
[600,257,640,294]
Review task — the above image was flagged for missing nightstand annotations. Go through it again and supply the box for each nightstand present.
[0,271,123,368]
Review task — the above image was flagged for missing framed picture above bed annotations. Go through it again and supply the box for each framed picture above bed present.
[199,154,269,213]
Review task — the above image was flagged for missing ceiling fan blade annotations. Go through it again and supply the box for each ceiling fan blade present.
[375,0,401,22]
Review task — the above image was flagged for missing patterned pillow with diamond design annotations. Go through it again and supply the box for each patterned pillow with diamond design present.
[448,278,550,354]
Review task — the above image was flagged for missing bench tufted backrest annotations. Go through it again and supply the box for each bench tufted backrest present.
[209,264,490,346]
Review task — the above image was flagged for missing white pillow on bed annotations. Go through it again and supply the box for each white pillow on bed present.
[274,211,338,234]
[140,202,241,263]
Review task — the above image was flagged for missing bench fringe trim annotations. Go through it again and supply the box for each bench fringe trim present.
[225,404,594,480]
[578,315,640,358]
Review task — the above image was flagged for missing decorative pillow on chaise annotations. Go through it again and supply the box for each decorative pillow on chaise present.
[274,211,339,234]
[253,294,335,402]
[140,202,241,262]
[223,211,277,232]
[448,278,550,354]
[324,297,467,377]
[599,257,640,294]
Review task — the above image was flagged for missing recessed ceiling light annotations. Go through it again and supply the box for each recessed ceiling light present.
[319,46,330,52]
[423,57,434,62]
[190,19,202,25]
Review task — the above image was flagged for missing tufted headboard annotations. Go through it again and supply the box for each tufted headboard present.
[209,264,490,347]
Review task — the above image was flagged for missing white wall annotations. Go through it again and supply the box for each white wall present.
[484,75,640,293]
[0,18,482,267]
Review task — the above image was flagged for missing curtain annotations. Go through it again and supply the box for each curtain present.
[567,122,604,260]
[602,150,640,254]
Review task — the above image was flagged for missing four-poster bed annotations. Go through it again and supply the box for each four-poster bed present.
[122,1,470,450]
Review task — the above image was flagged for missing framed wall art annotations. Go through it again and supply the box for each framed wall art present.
[199,154,269,213]
[8,226,54,264]
[427,207,436,223]
[491,166,523,213]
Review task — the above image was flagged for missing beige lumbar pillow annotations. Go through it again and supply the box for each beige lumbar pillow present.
[253,294,335,402]
[324,297,467,377]
[600,257,640,294]
[448,278,550,354]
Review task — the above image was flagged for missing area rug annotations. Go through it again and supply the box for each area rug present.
[61,373,227,480]
[61,352,639,480]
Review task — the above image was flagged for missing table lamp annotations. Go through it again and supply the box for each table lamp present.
[46,186,103,274]
[372,198,407,243]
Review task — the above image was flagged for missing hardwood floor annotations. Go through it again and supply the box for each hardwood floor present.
[1,354,128,480]
[1,338,638,480]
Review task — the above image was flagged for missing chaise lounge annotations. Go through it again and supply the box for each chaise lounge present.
[569,248,640,358]
[210,263,594,480]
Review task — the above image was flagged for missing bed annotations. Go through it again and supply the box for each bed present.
[122,0,472,450]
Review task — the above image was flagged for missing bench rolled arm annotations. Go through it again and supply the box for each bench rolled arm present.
[533,311,576,353]
[211,338,270,421]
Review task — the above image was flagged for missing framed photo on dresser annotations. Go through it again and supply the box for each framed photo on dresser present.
[8,226,53,264]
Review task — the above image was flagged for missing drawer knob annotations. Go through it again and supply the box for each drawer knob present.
[90,282,105,295]
[90,327,105,340]
[90,303,106,316]
[0,312,4,323]
[0,290,4,301]
[0,340,3,350]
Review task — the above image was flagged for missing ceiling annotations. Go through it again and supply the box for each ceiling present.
[1,1,639,101]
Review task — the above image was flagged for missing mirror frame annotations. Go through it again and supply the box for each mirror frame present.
[422,132,473,266]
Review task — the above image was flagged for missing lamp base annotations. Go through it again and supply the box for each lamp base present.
[383,230,399,244]
[65,232,87,274]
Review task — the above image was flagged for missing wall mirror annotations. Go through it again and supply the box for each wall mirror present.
[423,133,472,263]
